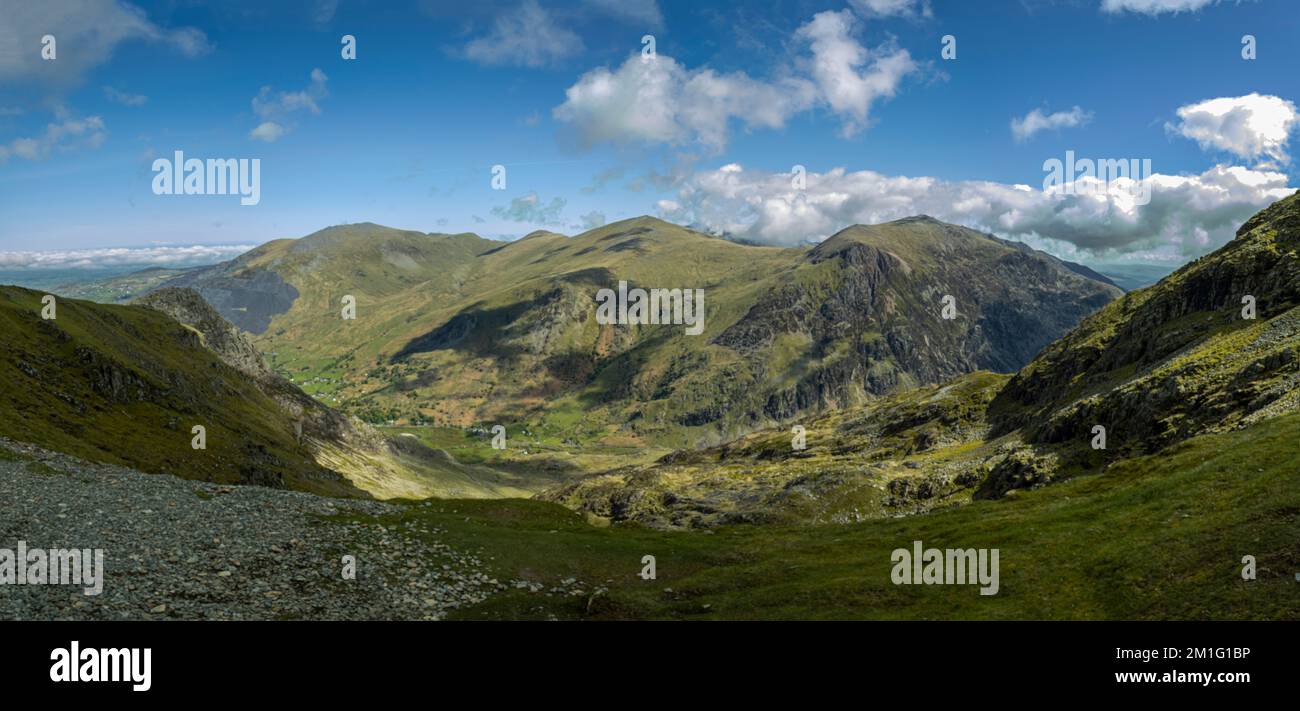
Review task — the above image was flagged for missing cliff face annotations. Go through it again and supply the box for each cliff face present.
[715,218,1122,421]
[134,287,274,381]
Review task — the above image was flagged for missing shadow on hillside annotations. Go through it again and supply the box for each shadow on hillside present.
[390,268,616,363]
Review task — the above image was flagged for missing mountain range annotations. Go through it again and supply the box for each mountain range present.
[139,216,1120,458]
[6,197,1296,531]
[546,191,1300,527]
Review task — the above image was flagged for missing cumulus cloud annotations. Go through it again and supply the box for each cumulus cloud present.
[491,191,568,225]
[796,11,918,137]
[1101,0,1219,14]
[0,110,107,163]
[1167,93,1298,164]
[460,0,583,68]
[655,162,1293,262]
[1011,106,1093,142]
[0,244,253,270]
[248,68,328,142]
[554,9,915,150]
[0,0,210,86]
[249,122,287,143]
[103,86,147,106]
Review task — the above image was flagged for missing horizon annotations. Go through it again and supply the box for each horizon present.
[0,210,1212,292]
[3,0,1299,273]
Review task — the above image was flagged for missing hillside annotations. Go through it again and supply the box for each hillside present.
[146,217,1119,458]
[129,287,558,500]
[0,285,361,496]
[0,284,557,500]
[7,409,1294,620]
[543,192,1300,527]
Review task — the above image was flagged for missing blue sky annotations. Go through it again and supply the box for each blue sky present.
[0,0,1297,271]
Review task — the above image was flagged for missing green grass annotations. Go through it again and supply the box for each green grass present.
[335,412,1300,620]
[0,286,362,497]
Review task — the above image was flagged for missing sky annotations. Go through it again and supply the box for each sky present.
[0,0,1297,272]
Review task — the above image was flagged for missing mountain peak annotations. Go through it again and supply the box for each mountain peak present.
[519,229,566,241]
[888,214,943,225]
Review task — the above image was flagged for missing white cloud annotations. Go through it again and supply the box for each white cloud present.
[1100,0,1219,15]
[0,111,107,163]
[1167,93,1298,164]
[1011,106,1093,142]
[460,0,583,68]
[0,244,253,270]
[253,68,329,119]
[554,9,915,150]
[0,0,210,86]
[555,54,812,150]
[248,68,328,142]
[103,86,147,106]
[657,162,1294,261]
[249,121,287,143]
[849,0,933,18]
[795,10,917,137]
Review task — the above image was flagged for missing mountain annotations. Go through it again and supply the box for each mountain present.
[0,282,554,500]
[129,287,555,499]
[0,285,362,496]
[542,192,1300,527]
[149,216,1120,455]
[985,189,1300,477]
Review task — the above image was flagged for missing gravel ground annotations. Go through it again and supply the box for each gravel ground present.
[0,437,501,620]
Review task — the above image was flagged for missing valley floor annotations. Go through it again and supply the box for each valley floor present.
[3,413,1297,621]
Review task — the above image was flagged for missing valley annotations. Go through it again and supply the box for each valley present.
[4,193,1298,621]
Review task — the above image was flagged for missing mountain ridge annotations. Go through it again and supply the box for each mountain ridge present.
[542,191,1300,527]
[135,216,1120,458]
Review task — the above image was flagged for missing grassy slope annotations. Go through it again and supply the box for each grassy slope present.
[0,286,362,496]
[992,191,1300,446]
[338,412,1299,620]
[540,370,1013,527]
[335,217,801,447]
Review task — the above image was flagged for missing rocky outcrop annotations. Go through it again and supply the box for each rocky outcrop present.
[991,190,1300,456]
[134,287,274,380]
